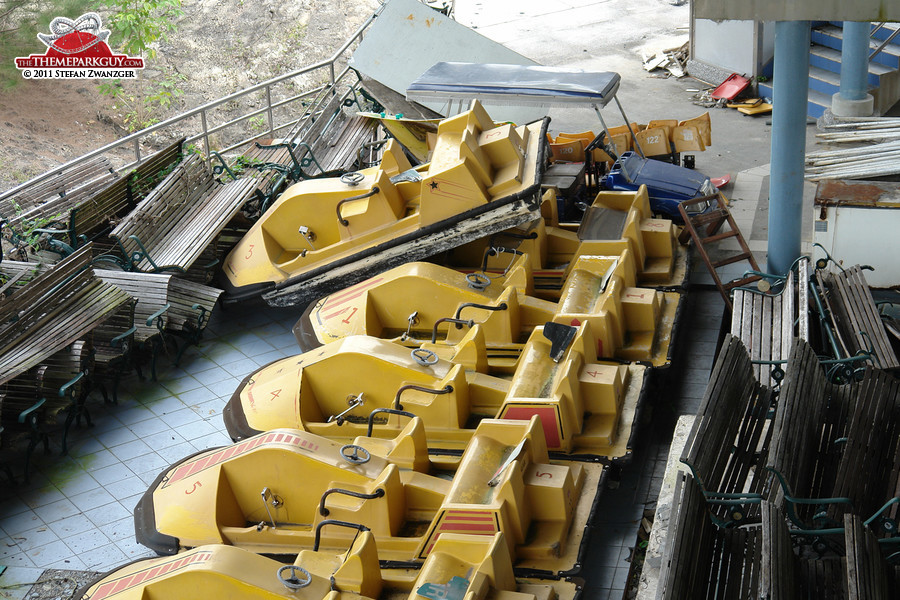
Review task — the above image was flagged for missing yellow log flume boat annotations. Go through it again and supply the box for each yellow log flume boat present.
[220,101,548,307]
[134,418,601,584]
[78,532,580,600]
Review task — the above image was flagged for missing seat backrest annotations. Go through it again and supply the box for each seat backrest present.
[765,339,828,500]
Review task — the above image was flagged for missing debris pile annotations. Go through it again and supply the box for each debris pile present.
[642,42,689,78]
[806,116,900,180]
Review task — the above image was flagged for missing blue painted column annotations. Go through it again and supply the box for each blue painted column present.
[767,20,810,276]
[832,21,875,116]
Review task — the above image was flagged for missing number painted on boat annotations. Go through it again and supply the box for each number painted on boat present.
[586,370,600,378]
[270,389,281,399]
[535,470,553,479]
[245,244,254,259]
[185,481,202,494]
[626,292,647,299]
[341,307,358,324]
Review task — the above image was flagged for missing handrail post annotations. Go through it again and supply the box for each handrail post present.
[266,85,275,137]
[200,111,210,160]
[133,138,141,165]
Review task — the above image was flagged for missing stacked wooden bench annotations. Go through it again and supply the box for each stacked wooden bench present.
[659,472,898,599]
[816,264,900,371]
[679,334,775,526]
[95,270,223,380]
[765,339,856,531]
[0,142,187,264]
[0,245,131,478]
[732,256,810,386]
[106,153,258,279]
[766,338,900,539]
[658,472,763,599]
[0,156,118,260]
[49,139,186,254]
[0,156,118,233]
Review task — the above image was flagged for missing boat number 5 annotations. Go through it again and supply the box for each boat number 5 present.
[534,470,552,479]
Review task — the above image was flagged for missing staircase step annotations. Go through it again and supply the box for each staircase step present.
[809,45,895,86]
[809,65,842,96]
[758,82,831,119]
[813,24,900,71]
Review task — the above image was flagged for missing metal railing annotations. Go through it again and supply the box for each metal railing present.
[0,8,382,204]
[869,22,900,61]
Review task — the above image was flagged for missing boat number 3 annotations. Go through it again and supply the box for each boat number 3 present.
[245,244,254,259]
[534,470,552,479]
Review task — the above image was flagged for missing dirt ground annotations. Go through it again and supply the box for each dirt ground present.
[0,0,379,191]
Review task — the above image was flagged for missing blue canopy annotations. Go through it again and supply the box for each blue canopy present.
[406,62,621,108]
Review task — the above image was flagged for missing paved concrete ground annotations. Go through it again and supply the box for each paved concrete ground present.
[0,2,824,598]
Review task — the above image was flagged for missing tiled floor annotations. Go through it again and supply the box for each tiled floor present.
[0,306,301,595]
[580,288,725,599]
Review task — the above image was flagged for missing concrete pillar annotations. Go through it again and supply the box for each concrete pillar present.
[832,21,875,117]
[767,20,810,275]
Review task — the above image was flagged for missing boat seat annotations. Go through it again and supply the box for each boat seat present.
[411,532,518,600]
[319,463,405,536]
[296,530,383,598]
[352,416,430,472]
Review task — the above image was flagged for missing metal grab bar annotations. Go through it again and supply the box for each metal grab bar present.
[366,408,417,437]
[392,384,453,411]
[430,317,475,343]
[453,302,508,327]
[318,488,385,517]
[312,520,369,552]
[337,187,380,226]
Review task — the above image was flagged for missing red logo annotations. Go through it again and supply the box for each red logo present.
[14,12,144,79]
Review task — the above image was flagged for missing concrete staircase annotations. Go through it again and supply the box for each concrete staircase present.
[758,22,900,118]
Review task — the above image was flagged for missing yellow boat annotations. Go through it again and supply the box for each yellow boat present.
[135,417,600,580]
[224,321,645,459]
[293,248,679,369]
[220,101,547,307]
[77,532,578,599]
[442,186,690,298]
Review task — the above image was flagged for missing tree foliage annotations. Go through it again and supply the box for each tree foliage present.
[100,0,183,59]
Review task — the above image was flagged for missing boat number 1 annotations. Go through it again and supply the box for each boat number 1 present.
[341,307,358,324]
[245,244,254,259]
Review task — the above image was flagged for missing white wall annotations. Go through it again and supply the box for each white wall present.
[693,19,756,75]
